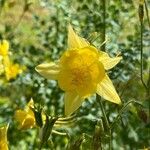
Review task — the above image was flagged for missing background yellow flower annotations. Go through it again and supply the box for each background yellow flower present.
[14,99,35,130]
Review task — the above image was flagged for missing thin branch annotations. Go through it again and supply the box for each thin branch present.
[144,0,150,29]
[101,0,106,51]
[140,21,148,89]
[96,95,112,150]
[110,100,143,129]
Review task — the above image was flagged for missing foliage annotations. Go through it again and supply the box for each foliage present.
[0,0,149,149]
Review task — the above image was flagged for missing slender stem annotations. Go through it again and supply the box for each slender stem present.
[0,0,5,16]
[6,6,27,38]
[98,0,112,149]
[139,0,150,129]
[148,69,150,118]
[144,0,150,29]
[101,0,106,51]
[110,100,143,129]
[140,20,148,90]
[97,95,109,129]
[14,11,26,30]
[96,95,112,150]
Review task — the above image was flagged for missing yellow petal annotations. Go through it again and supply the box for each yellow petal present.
[96,75,121,104]
[2,56,10,67]
[15,110,35,130]
[21,115,35,130]
[0,40,9,56]
[25,98,34,111]
[64,92,84,116]
[0,124,9,150]
[15,110,27,124]
[0,124,8,141]
[35,62,59,80]
[99,51,122,70]
[5,63,22,80]
[68,24,89,49]
[0,142,9,150]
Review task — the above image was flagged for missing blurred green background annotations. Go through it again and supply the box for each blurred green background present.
[0,0,149,149]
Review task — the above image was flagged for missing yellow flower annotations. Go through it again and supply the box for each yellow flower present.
[0,40,9,56]
[5,62,23,81]
[0,40,23,81]
[36,25,122,116]
[0,124,9,150]
[15,99,35,130]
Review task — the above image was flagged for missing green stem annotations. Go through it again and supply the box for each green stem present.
[144,0,150,29]
[140,20,148,90]
[97,95,109,129]
[148,69,150,118]
[96,95,112,150]
[0,0,5,16]
[110,100,143,129]
[101,0,106,51]
[6,5,27,38]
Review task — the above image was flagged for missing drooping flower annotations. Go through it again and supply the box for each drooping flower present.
[0,124,9,150]
[14,99,35,130]
[0,40,9,56]
[36,25,122,116]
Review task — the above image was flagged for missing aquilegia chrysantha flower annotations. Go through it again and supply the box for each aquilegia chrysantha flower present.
[0,124,9,150]
[15,99,35,130]
[36,25,122,116]
[0,40,23,81]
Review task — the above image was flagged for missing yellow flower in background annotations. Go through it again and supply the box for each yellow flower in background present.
[5,63,23,81]
[0,124,9,150]
[36,25,122,116]
[15,99,35,130]
[0,40,9,56]
[0,40,23,81]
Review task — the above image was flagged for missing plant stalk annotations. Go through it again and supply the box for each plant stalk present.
[97,95,112,150]
[139,7,148,90]
[101,0,106,51]
[110,100,143,129]
[144,0,150,29]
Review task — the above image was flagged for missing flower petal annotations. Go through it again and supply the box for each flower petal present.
[64,92,84,116]
[26,98,34,111]
[0,124,9,141]
[99,51,122,70]
[0,40,9,56]
[35,62,59,80]
[21,115,35,130]
[0,124,9,150]
[15,110,27,124]
[96,75,121,104]
[68,24,89,49]
[15,109,35,130]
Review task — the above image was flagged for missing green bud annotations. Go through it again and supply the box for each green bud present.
[30,106,43,128]
[138,1,144,22]
[39,115,57,149]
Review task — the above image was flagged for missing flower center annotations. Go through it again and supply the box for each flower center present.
[58,46,105,97]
